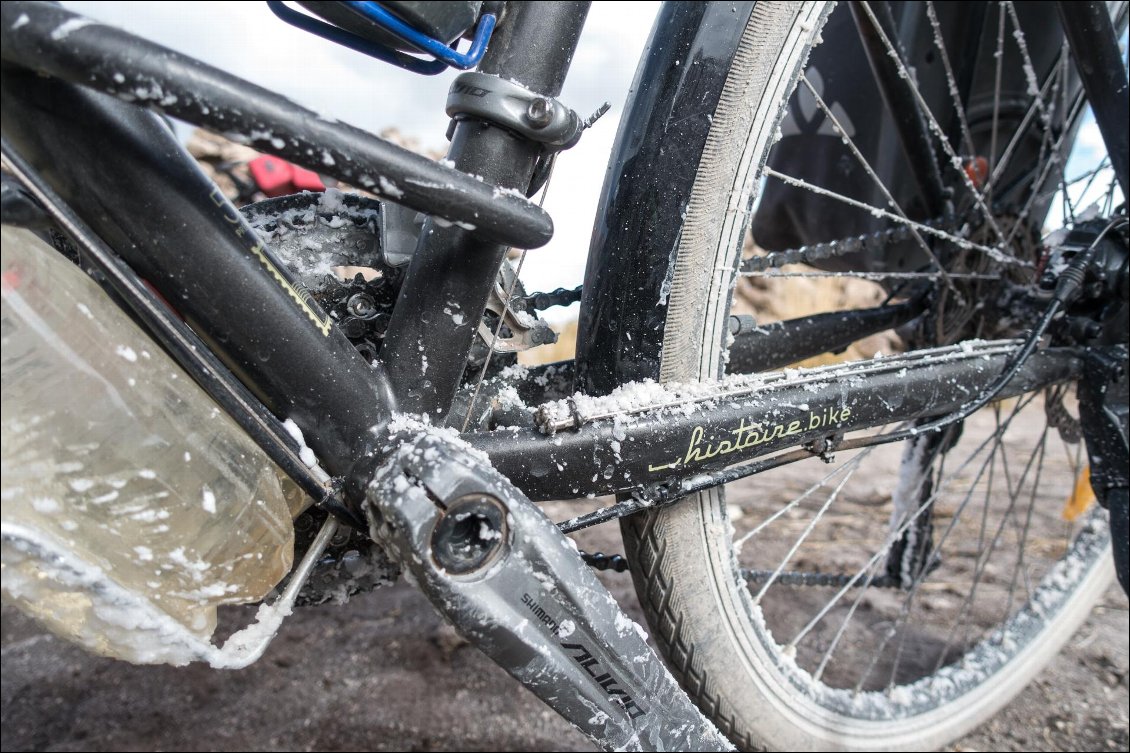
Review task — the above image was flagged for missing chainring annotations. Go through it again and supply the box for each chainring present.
[242,191,402,362]
[241,191,526,376]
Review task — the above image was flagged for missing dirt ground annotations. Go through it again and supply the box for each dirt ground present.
[2,491,1126,752]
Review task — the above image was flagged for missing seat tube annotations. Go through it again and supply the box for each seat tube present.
[379,2,591,421]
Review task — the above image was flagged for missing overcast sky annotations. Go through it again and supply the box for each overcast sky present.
[64,2,661,319]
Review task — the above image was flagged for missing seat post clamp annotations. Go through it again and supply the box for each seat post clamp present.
[446,71,583,150]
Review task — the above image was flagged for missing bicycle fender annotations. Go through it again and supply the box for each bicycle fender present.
[575,1,756,395]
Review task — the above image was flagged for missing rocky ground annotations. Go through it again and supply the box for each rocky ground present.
[2,492,1126,752]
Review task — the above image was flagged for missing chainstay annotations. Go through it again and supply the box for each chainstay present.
[550,340,1037,582]
[538,339,1025,432]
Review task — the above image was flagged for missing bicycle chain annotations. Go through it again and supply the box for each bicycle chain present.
[580,554,903,586]
[520,285,584,312]
[522,222,938,310]
[579,550,630,572]
[743,569,901,589]
[517,217,966,311]
[741,216,951,273]
[579,552,901,586]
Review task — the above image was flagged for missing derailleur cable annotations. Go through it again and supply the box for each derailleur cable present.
[861,215,1126,451]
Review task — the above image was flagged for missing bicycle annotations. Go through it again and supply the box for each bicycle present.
[1,1,1126,751]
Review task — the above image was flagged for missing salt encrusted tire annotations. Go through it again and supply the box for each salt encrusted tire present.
[619,2,1119,750]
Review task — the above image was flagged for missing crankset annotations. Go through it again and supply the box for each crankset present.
[361,421,733,751]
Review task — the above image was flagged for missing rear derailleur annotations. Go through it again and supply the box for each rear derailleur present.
[1042,216,1129,595]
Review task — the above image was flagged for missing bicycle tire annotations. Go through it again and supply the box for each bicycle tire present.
[619,2,1123,750]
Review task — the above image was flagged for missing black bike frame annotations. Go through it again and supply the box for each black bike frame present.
[0,1,1124,520]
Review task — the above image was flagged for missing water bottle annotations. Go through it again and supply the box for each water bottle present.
[1,226,296,664]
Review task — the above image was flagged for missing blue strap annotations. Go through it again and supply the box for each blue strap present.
[266,1,446,75]
[343,1,496,70]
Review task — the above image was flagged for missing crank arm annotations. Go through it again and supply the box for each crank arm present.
[362,423,733,751]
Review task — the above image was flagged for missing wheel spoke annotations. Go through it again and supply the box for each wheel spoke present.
[756,468,859,605]
[1000,39,1064,243]
[1003,2,1054,127]
[932,402,1049,672]
[1003,94,1087,244]
[1006,426,1049,609]
[760,166,1026,266]
[848,409,1014,691]
[926,0,976,157]
[742,269,997,281]
[1036,157,1112,233]
[735,448,877,552]
[812,432,949,683]
[787,393,1039,654]
[924,419,1000,674]
[982,48,1066,201]
[846,392,1040,691]
[886,438,954,689]
[1007,2,1057,127]
[1055,49,1076,226]
[798,74,955,291]
[858,1,1012,247]
[988,1,1007,207]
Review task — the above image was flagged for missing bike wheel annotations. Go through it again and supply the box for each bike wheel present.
[620,2,1126,749]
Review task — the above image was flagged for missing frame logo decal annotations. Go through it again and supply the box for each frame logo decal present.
[209,186,335,336]
[649,405,853,472]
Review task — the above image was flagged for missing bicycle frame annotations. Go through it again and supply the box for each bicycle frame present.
[3,1,1128,749]
[1,0,1123,512]
[15,0,1130,520]
[2,1,1130,746]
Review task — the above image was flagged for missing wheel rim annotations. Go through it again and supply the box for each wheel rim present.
[649,0,1126,746]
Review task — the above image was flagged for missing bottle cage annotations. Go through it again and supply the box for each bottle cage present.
[268,1,495,74]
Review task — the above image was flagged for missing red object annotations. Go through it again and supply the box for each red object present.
[249,155,294,197]
[248,155,325,197]
[963,156,990,189]
[290,165,326,192]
